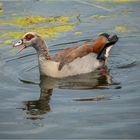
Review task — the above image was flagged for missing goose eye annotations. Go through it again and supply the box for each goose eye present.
[13,39,23,46]
[16,40,22,45]
[25,34,35,41]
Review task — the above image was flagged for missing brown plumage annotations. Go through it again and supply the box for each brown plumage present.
[54,36,108,70]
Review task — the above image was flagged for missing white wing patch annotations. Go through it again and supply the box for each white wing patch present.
[105,45,113,58]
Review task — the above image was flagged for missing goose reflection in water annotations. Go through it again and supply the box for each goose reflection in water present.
[23,66,113,120]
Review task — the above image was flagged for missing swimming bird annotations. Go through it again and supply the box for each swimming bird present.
[13,32,118,78]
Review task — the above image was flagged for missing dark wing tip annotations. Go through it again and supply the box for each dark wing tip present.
[58,63,64,71]
[99,33,110,39]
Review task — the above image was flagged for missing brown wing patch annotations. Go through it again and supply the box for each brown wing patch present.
[54,46,78,62]
[91,37,108,53]
[58,36,108,70]
[24,33,35,41]
[58,45,92,70]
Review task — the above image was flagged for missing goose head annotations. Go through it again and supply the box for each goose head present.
[13,32,46,53]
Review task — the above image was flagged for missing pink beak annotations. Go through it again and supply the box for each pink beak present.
[13,39,27,53]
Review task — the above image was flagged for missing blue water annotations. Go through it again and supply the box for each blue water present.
[0,0,140,139]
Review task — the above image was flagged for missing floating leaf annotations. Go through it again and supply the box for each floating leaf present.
[1,15,74,42]
[13,16,49,26]
[0,9,4,14]
[0,2,4,14]
[0,2,3,7]
[2,24,74,39]
[32,24,74,38]
[57,16,70,23]
[3,31,26,39]
[74,31,82,35]
[4,39,13,45]
[91,15,109,19]
[12,15,72,26]
[114,25,130,32]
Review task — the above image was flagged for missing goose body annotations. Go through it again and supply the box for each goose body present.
[39,53,103,78]
[13,32,118,78]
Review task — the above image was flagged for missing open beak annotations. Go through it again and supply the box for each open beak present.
[13,39,27,53]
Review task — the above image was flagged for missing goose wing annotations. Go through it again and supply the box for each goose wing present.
[56,36,108,70]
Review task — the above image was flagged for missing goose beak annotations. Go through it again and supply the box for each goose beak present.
[13,39,27,53]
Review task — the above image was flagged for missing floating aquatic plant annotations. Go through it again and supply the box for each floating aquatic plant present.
[1,15,75,43]
[3,39,13,45]
[32,25,74,38]
[3,24,74,39]
[0,2,4,14]
[0,2,3,7]
[0,9,4,14]
[90,15,109,19]
[12,15,71,26]
[3,31,26,39]
[74,31,82,35]
[114,25,130,32]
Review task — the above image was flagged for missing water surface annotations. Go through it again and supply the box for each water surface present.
[0,0,140,139]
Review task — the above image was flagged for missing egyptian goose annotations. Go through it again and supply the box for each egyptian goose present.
[13,32,118,78]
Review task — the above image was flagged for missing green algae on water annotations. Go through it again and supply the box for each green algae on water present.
[3,24,74,39]
[90,15,109,19]
[114,25,130,32]
[2,15,74,40]
[12,16,72,26]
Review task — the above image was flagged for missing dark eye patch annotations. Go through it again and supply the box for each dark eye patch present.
[25,34,35,41]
